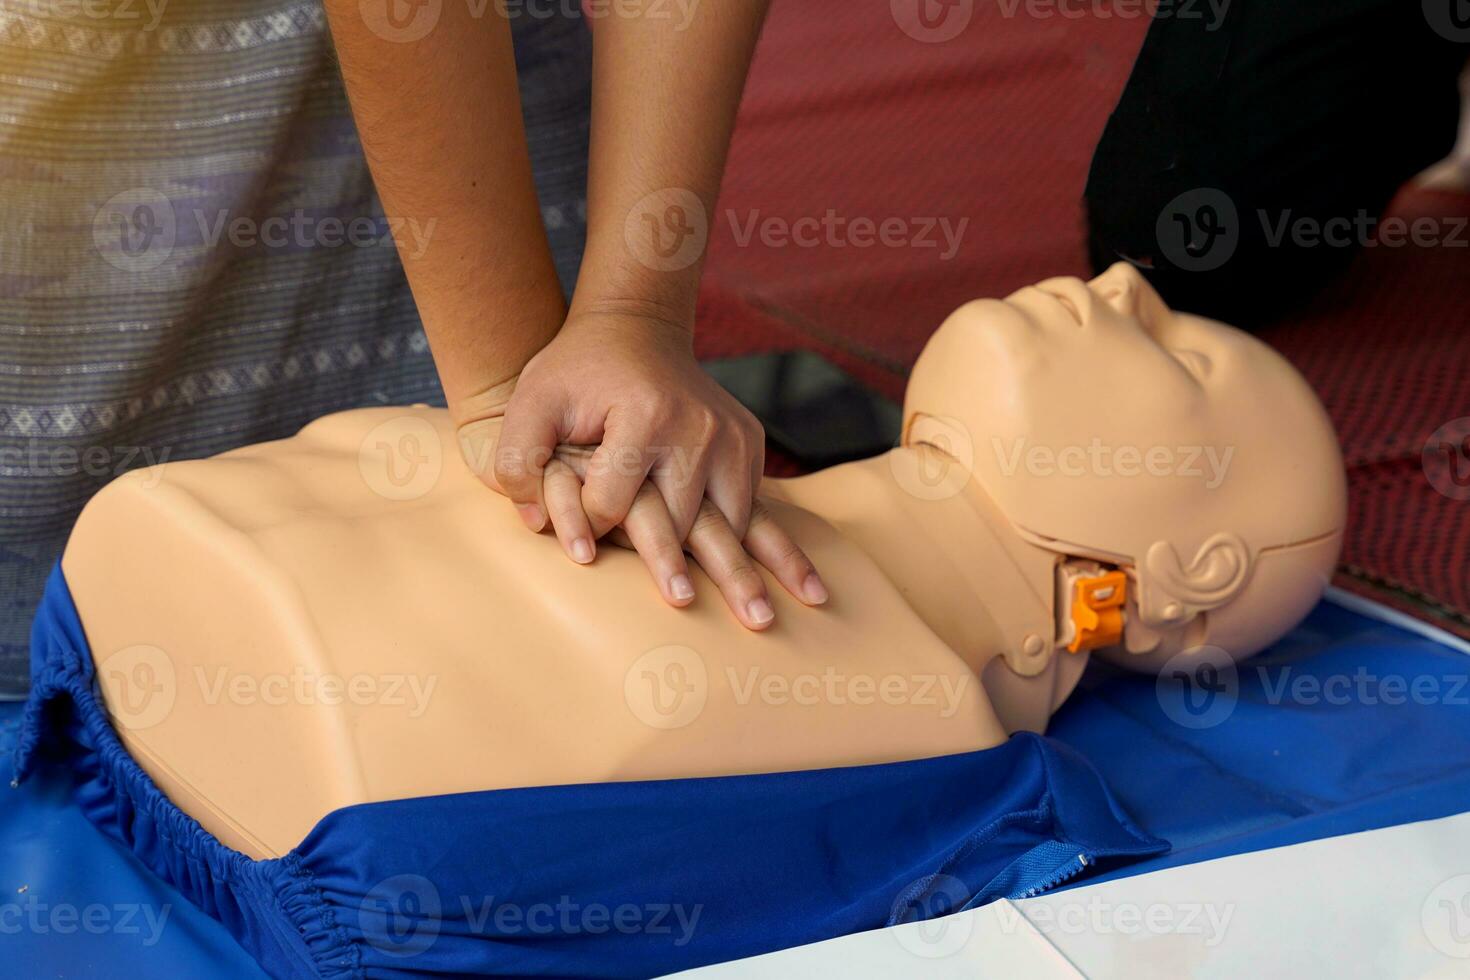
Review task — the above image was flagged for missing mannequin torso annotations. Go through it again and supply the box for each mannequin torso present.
[63,408,1064,859]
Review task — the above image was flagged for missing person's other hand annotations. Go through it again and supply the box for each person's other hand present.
[494,310,761,551]
[544,444,829,630]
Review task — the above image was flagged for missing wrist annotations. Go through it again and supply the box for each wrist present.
[570,237,703,334]
[450,377,516,488]
[423,277,564,424]
[448,374,520,428]
[565,296,694,337]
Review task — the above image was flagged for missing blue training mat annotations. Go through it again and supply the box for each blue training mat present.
[1049,597,1470,886]
[5,593,1470,976]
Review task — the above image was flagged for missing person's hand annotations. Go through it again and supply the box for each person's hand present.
[451,310,829,629]
[496,309,764,543]
[545,445,829,630]
[455,414,830,631]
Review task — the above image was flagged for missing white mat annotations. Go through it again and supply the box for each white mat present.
[670,809,1470,979]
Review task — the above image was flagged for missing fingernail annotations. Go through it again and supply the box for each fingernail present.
[669,574,695,602]
[746,596,775,626]
[802,572,829,605]
[570,538,594,564]
[516,504,544,531]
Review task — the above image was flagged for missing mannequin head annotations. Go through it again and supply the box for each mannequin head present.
[902,263,1347,672]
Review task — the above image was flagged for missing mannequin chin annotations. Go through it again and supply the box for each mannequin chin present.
[60,263,1346,860]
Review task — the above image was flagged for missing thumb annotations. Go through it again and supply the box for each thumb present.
[490,398,563,531]
[450,373,522,493]
[456,416,506,492]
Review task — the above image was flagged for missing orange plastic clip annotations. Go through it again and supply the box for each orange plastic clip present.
[1066,570,1127,653]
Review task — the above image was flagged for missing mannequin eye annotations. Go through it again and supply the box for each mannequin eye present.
[1054,294,1082,325]
[1047,292,1084,326]
[1171,348,1212,380]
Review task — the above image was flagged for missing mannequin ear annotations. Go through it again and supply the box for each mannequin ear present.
[1135,532,1253,629]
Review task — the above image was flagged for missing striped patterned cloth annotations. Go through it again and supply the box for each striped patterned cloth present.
[0,0,591,695]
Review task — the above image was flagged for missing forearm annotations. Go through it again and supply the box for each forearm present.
[573,1,771,329]
[322,4,565,414]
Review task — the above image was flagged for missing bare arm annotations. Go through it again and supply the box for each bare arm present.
[320,3,565,416]
[323,2,823,628]
[573,1,770,327]
[494,3,811,630]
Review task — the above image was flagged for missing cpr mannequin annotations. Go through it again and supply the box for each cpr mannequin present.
[60,263,1346,862]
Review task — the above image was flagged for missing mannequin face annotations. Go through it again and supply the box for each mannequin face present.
[903,263,1346,669]
[985,265,1226,422]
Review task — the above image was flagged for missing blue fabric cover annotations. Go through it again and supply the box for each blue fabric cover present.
[1049,599,1470,885]
[13,564,1165,979]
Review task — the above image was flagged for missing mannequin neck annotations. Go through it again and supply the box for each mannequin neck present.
[767,445,1062,680]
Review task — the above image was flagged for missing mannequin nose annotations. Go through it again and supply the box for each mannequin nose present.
[1091,263,1146,317]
